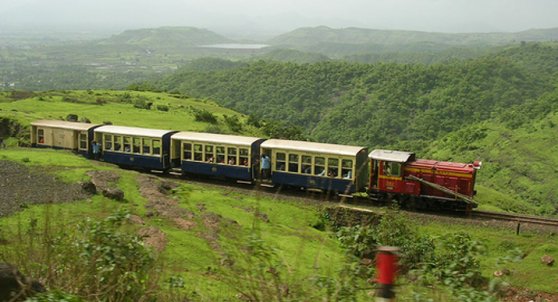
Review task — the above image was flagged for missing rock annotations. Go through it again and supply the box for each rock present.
[81,181,97,194]
[0,263,45,301]
[102,188,124,201]
[128,214,144,225]
[360,258,373,266]
[541,255,554,266]
[494,268,511,277]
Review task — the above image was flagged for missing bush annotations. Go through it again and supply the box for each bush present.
[133,97,153,110]
[66,114,78,122]
[192,108,217,124]
[223,115,242,132]
[156,104,170,112]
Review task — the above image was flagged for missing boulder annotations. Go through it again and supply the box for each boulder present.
[541,255,554,266]
[102,188,124,201]
[0,263,45,301]
[493,268,511,277]
[81,181,97,195]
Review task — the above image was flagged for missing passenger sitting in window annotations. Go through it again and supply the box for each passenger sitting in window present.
[243,159,249,166]
[303,165,311,174]
[228,158,236,165]
[343,171,352,179]
[327,170,337,177]
[207,156,214,163]
[317,169,326,176]
[124,146,131,152]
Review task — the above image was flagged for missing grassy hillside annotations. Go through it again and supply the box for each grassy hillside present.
[425,91,558,215]
[1,88,558,300]
[0,90,263,138]
[1,148,557,300]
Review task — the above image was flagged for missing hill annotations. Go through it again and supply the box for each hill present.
[102,26,231,47]
[1,90,558,300]
[140,42,558,214]
[268,26,558,60]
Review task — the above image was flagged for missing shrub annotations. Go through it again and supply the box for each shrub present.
[156,104,170,112]
[133,97,153,110]
[66,114,78,122]
[223,115,242,132]
[192,108,217,124]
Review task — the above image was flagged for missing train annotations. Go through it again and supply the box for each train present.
[30,120,481,211]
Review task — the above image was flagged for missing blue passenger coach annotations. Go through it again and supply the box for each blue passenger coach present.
[94,125,177,171]
[259,139,369,193]
[170,132,265,181]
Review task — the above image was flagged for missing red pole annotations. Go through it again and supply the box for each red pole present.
[375,246,398,302]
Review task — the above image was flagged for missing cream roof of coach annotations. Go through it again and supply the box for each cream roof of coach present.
[171,131,263,146]
[261,139,366,156]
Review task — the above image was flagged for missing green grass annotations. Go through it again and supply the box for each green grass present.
[0,90,263,136]
[0,147,347,300]
[417,217,558,293]
[427,110,558,216]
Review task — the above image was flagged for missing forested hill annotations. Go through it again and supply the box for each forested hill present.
[100,26,231,48]
[137,42,558,151]
[134,42,558,215]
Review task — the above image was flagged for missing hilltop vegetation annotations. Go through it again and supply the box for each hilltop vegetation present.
[135,42,558,215]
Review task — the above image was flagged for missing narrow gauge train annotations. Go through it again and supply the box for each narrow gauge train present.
[30,120,481,210]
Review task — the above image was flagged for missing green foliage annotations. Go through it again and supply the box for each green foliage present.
[223,114,242,132]
[133,97,153,110]
[156,104,170,112]
[191,108,218,124]
[26,290,84,302]
[69,209,155,300]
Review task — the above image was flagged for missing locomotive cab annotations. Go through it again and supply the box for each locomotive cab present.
[368,150,417,195]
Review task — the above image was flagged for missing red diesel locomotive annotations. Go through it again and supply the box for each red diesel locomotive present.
[368,150,481,210]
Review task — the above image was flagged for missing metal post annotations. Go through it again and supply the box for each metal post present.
[375,246,398,302]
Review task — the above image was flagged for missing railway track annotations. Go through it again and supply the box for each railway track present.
[164,171,558,228]
[471,210,558,227]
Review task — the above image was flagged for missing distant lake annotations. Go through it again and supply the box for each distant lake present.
[199,43,269,49]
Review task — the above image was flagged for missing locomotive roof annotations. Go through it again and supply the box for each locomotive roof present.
[261,139,366,156]
[171,131,263,146]
[368,149,415,163]
[31,120,100,131]
[94,125,175,138]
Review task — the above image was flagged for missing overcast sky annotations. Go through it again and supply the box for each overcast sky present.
[1,0,557,38]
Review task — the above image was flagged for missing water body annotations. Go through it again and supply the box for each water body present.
[199,43,269,49]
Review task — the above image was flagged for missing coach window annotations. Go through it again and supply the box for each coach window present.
[276,152,286,171]
[79,132,87,150]
[153,140,161,156]
[123,136,131,153]
[314,157,325,176]
[239,148,249,166]
[133,137,141,154]
[182,142,192,160]
[205,145,214,162]
[216,146,225,164]
[328,158,339,178]
[37,129,45,144]
[113,135,122,152]
[104,134,112,150]
[227,147,237,165]
[194,144,203,161]
[142,138,152,154]
[383,162,401,177]
[301,155,312,174]
[342,159,353,179]
[288,154,299,173]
